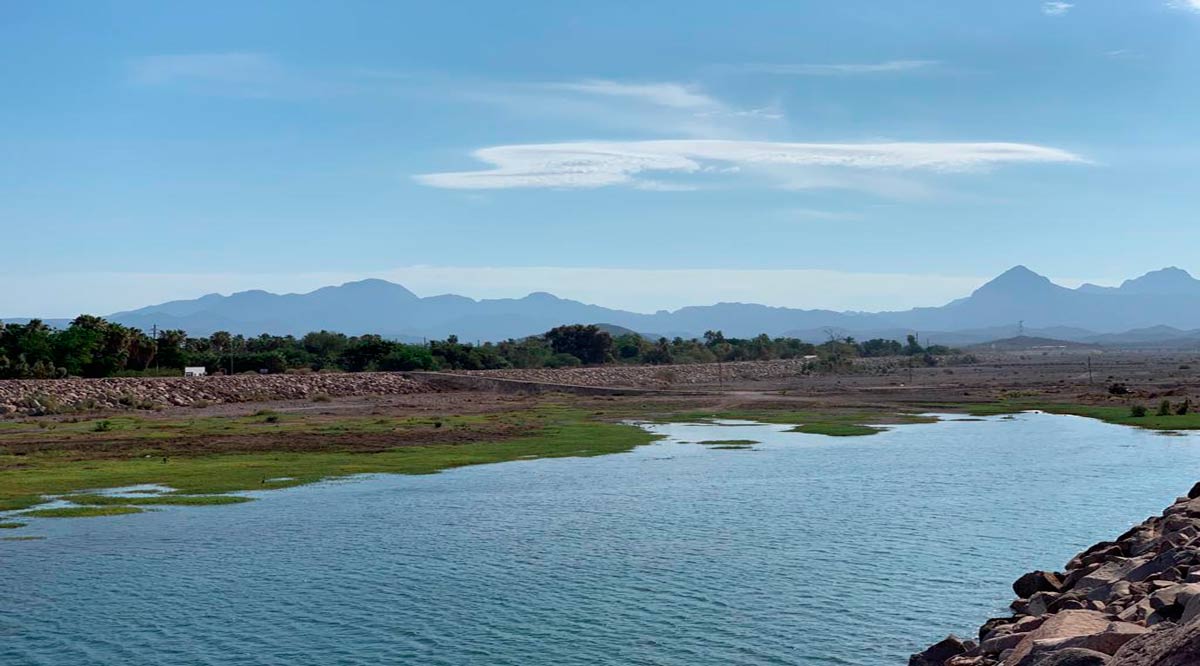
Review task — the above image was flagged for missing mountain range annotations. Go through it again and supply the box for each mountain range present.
[10,266,1200,347]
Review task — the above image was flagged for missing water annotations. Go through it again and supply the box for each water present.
[4,413,1200,666]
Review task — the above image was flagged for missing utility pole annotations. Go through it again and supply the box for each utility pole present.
[1087,355,1094,386]
[152,324,159,371]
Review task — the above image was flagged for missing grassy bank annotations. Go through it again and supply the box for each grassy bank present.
[0,407,660,512]
[944,401,1200,431]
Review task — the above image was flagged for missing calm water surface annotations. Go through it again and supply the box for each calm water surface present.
[4,413,1200,666]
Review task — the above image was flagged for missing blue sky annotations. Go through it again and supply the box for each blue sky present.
[3,1,1199,316]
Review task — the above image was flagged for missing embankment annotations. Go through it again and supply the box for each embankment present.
[455,358,814,388]
[0,373,431,415]
[911,483,1200,665]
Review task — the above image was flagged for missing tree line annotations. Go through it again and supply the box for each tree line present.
[0,317,960,379]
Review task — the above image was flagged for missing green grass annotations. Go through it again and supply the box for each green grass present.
[788,423,885,437]
[65,493,253,507]
[22,506,144,518]
[0,409,661,511]
[937,401,1200,432]
[697,439,759,446]
[0,496,43,511]
[0,522,26,529]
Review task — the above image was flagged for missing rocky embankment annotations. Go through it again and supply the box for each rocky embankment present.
[0,373,431,415]
[911,483,1200,666]
[458,358,816,388]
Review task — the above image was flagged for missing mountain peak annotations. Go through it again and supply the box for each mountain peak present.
[1119,267,1199,294]
[974,265,1056,295]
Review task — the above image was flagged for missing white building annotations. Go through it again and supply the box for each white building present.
[184,367,207,377]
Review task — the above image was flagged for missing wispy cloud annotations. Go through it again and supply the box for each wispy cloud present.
[1169,0,1200,11]
[460,78,782,138]
[415,140,1087,191]
[728,60,940,76]
[541,80,719,110]
[1041,2,1074,16]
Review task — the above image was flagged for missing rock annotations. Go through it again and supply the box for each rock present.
[1003,611,1114,665]
[1187,482,1200,500]
[1150,584,1200,612]
[983,617,1022,641]
[1180,594,1200,625]
[1017,572,1067,599]
[1110,620,1200,665]
[1020,648,1111,666]
[910,634,970,666]
[982,632,1029,655]
[1019,622,1148,661]
[1075,559,1150,594]
[1030,592,1062,617]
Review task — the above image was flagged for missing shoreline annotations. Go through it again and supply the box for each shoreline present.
[911,485,1200,665]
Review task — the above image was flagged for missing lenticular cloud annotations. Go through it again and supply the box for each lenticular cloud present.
[414,139,1086,190]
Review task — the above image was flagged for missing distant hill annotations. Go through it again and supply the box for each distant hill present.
[11,265,1200,344]
[968,335,1098,351]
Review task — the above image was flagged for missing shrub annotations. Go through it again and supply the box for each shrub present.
[93,420,112,432]
[311,393,332,403]
[1158,400,1173,417]
[1130,405,1148,418]
[1178,399,1192,416]
[1108,382,1130,396]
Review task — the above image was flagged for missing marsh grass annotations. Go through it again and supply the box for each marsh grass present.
[0,408,661,512]
[943,401,1200,431]
[0,522,26,529]
[22,506,144,518]
[65,494,253,507]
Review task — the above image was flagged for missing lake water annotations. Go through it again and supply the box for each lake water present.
[4,413,1200,666]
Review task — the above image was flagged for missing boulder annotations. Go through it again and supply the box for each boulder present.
[1018,622,1148,662]
[1003,611,1113,665]
[1020,648,1111,666]
[911,634,970,666]
[1110,620,1200,665]
[1030,592,1062,617]
[1017,571,1067,599]
[982,632,1029,655]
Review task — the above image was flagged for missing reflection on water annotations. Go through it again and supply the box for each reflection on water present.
[3,413,1200,666]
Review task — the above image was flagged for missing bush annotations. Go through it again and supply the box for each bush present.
[1108,382,1130,396]
[1130,405,1148,418]
[311,393,332,403]
[1158,400,1173,417]
[93,420,112,432]
[544,353,582,368]
[1178,399,1192,416]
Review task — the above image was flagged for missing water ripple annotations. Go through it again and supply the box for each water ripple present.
[3,413,1200,665]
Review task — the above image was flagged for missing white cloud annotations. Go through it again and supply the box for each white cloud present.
[731,60,939,76]
[1042,2,1074,16]
[415,139,1087,190]
[1168,0,1200,12]
[542,80,720,110]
